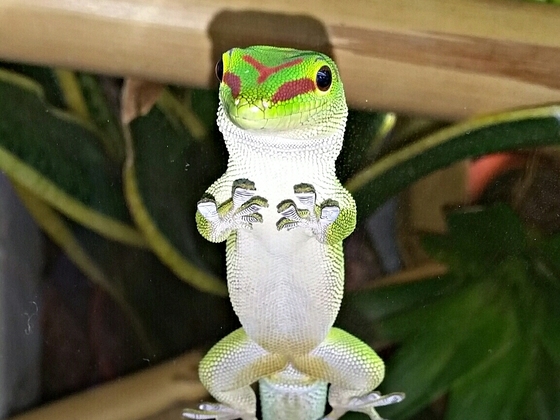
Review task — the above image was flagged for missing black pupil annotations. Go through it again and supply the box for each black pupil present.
[316,66,332,91]
[215,59,224,82]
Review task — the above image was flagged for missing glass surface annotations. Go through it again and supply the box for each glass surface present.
[0,1,560,419]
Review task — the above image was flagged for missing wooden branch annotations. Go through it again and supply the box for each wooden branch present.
[9,353,207,420]
[369,262,448,290]
[0,0,559,119]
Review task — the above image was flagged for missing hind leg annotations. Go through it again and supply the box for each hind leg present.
[184,328,287,420]
[292,327,404,420]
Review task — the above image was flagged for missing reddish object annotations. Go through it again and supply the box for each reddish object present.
[223,72,241,98]
[468,153,527,201]
[272,78,315,103]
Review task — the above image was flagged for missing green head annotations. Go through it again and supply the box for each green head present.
[216,46,347,135]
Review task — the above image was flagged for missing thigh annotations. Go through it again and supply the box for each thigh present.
[291,327,385,392]
[199,327,288,391]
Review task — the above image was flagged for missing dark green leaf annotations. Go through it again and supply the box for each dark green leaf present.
[191,88,220,131]
[528,348,560,420]
[348,274,458,323]
[421,205,529,282]
[539,291,560,367]
[380,281,515,419]
[0,73,124,216]
[347,106,560,218]
[378,281,488,342]
[127,104,228,292]
[0,63,66,108]
[75,227,236,357]
[444,204,527,259]
[0,70,139,246]
[76,73,125,163]
[538,233,560,279]
[338,110,395,183]
[446,338,528,420]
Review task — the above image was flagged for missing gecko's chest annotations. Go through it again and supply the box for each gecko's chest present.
[224,150,337,255]
[229,157,332,207]
[238,172,320,245]
[229,166,331,286]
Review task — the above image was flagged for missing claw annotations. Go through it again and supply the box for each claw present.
[277,199,309,221]
[293,183,316,210]
[275,185,340,242]
[231,178,256,194]
[319,204,340,223]
[364,392,405,407]
[197,198,220,222]
[276,217,300,231]
[240,213,263,225]
[196,179,268,241]
[183,403,257,420]
[238,196,268,215]
[276,199,313,232]
[183,407,218,420]
[232,179,257,209]
[324,391,405,420]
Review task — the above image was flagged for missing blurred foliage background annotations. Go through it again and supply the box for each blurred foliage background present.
[1,4,560,416]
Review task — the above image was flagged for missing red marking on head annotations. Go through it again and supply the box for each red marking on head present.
[271,78,315,103]
[223,72,241,98]
[243,55,304,84]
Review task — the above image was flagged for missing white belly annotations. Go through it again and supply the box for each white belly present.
[228,228,343,354]
[225,171,344,355]
[212,136,348,355]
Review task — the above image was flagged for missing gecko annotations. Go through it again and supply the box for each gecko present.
[183,45,404,420]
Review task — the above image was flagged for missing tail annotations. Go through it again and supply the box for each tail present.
[259,366,328,420]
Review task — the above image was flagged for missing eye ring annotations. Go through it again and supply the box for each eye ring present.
[215,59,224,82]
[315,65,332,91]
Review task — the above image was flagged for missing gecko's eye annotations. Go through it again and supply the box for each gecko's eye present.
[215,59,224,82]
[315,65,332,91]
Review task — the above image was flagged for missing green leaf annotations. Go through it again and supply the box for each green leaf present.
[71,224,235,357]
[528,348,560,420]
[190,88,221,132]
[75,73,125,163]
[125,103,227,295]
[446,338,528,420]
[422,205,527,270]
[0,69,144,246]
[537,233,560,282]
[346,105,560,218]
[372,203,560,419]
[539,289,560,367]
[446,205,527,258]
[0,63,66,109]
[348,274,458,323]
[54,69,91,121]
[338,110,396,182]
[380,282,516,418]
[13,183,153,353]
[158,89,209,142]
[378,280,488,342]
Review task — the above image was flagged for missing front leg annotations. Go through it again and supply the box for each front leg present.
[277,183,352,244]
[197,178,268,243]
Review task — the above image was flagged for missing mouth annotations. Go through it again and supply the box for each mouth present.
[226,97,268,130]
[223,96,316,132]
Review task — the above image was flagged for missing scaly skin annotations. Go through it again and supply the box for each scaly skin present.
[183,46,404,420]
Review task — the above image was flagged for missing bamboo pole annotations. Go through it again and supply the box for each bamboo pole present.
[9,353,207,420]
[0,0,559,118]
